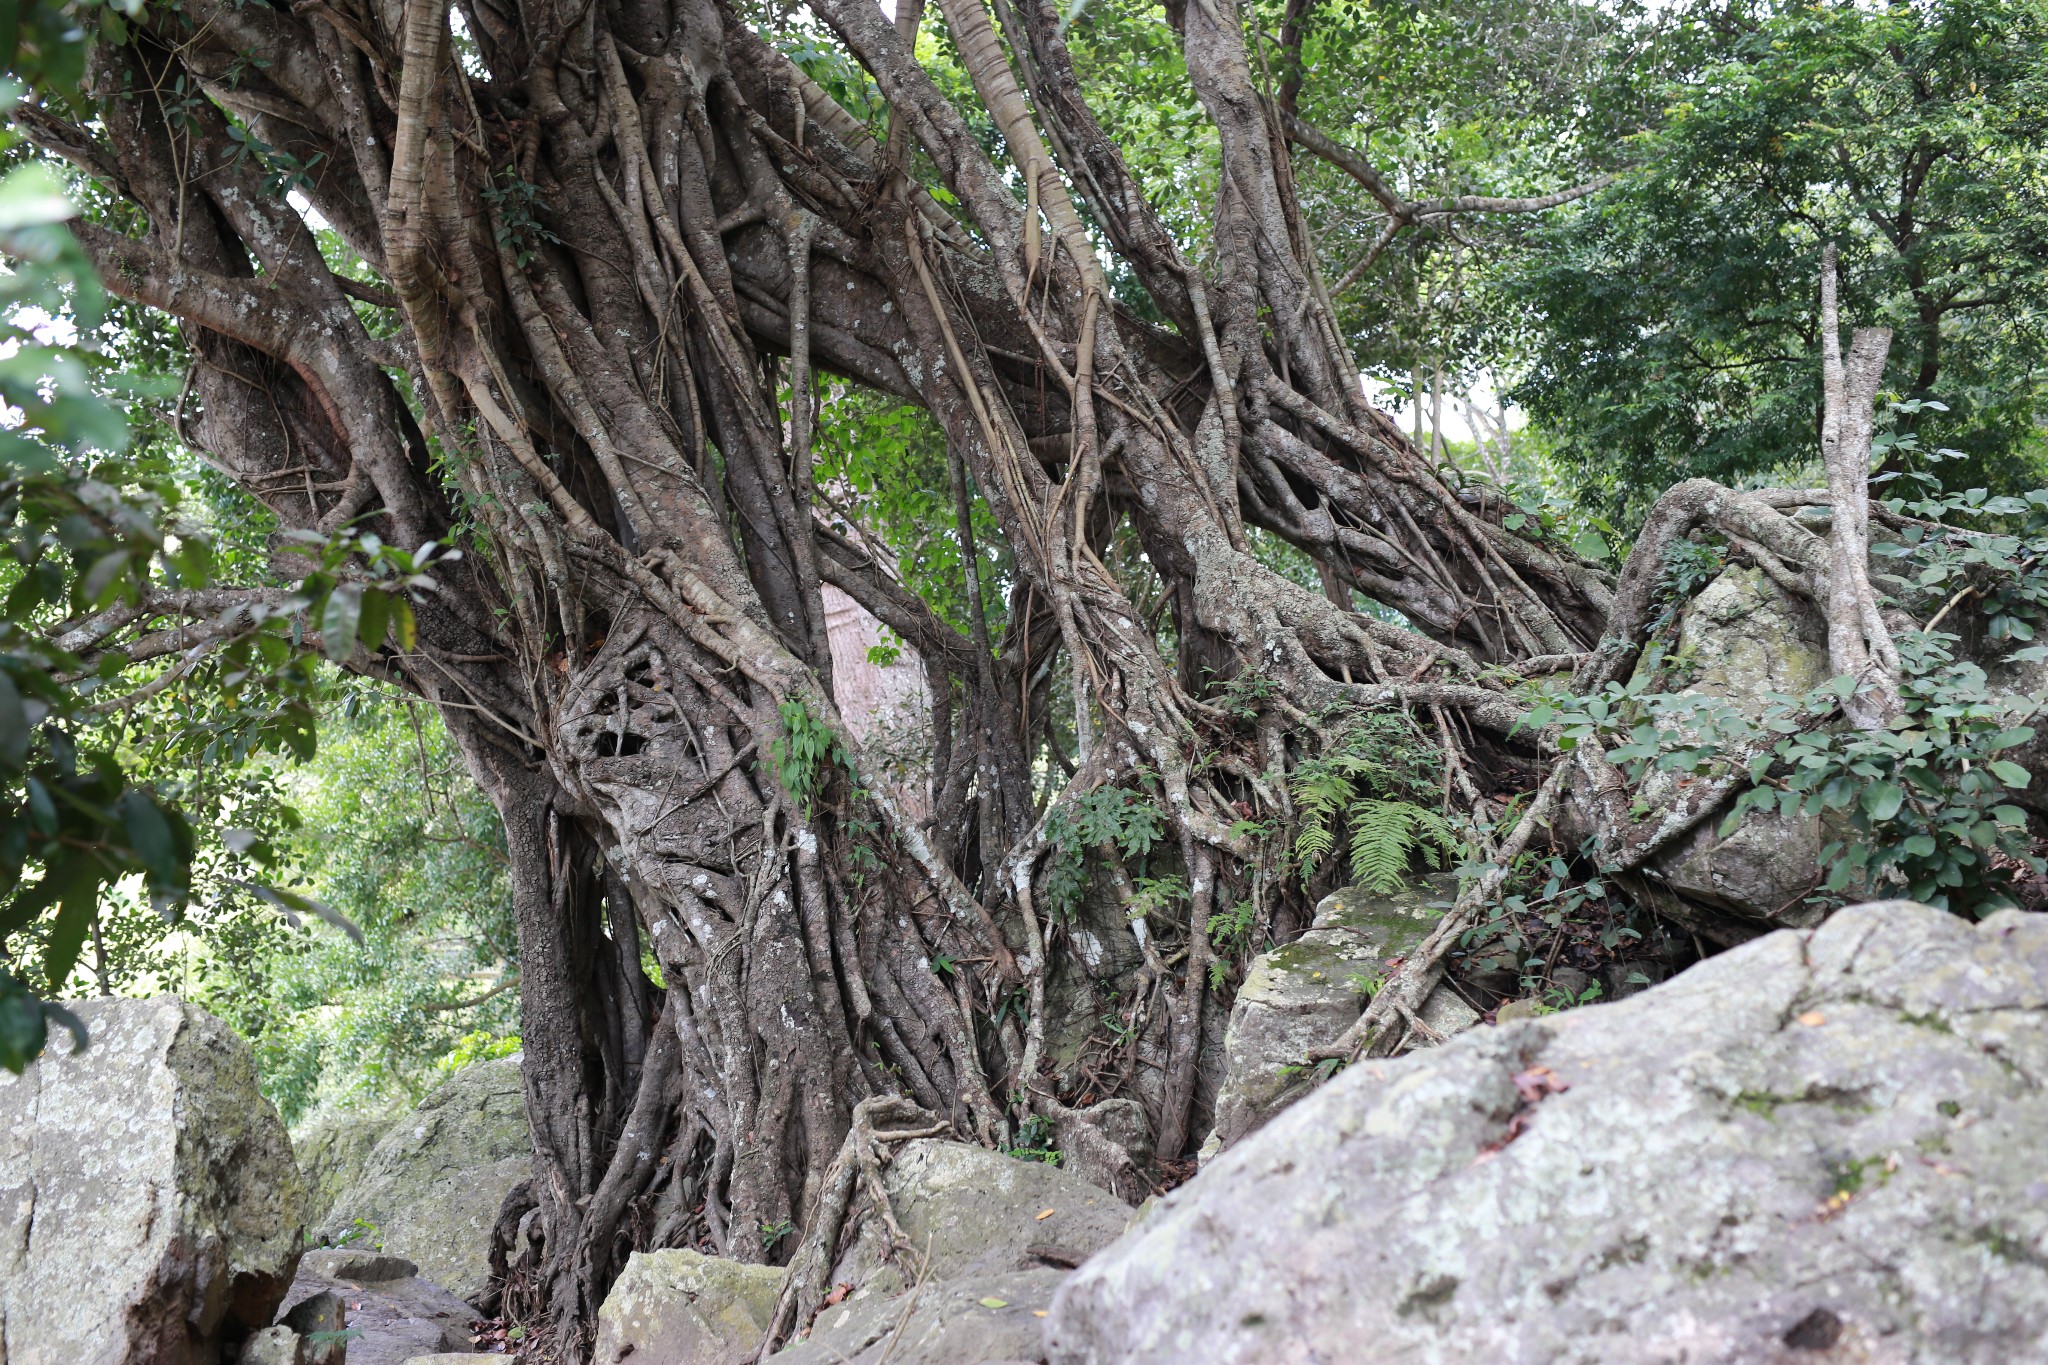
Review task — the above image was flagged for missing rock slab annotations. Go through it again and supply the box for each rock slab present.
[279,1262,479,1365]
[592,1248,785,1365]
[317,1054,531,1306]
[1049,901,2048,1364]
[293,1107,400,1226]
[0,995,306,1365]
[1201,876,1477,1158]
[778,1267,1065,1365]
[831,1140,1132,1303]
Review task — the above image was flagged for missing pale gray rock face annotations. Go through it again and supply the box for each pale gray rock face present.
[1628,565,1856,941]
[1047,901,2048,1365]
[592,1248,785,1365]
[278,1262,478,1365]
[828,1140,1133,1305]
[777,1267,1064,1365]
[292,1107,400,1226]
[298,1247,418,1282]
[237,1327,305,1365]
[0,995,306,1365]
[317,1055,530,1306]
[1200,876,1476,1160]
[592,1143,1122,1365]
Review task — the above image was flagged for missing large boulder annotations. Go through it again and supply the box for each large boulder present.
[1047,900,2048,1363]
[778,1267,1066,1365]
[1199,876,1477,1160]
[592,1248,785,1365]
[829,1140,1133,1304]
[1629,565,1838,941]
[0,995,306,1365]
[277,1251,480,1365]
[317,1055,530,1305]
[293,1106,399,1226]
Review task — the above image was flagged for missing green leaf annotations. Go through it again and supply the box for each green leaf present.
[0,669,29,772]
[1569,528,1611,561]
[244,882,365,944]
[0,972,48,1075]
[320,584,363,660]
[390,597,418,651]
[116,791,183,893]
[44,861,103,993]
[0,163,75,232]
[1861,782,1904,821]
[79,551,130,608]
[1988,761,2031,790]
[357,587,391,653]
[978,1298,1010,1309]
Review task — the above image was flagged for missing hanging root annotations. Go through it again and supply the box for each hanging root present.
[755,1095,952,1359]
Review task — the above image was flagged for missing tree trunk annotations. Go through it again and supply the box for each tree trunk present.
[28,0,1624,1348]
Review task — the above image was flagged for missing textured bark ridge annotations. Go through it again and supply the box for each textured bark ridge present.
[24,0,1930,1349]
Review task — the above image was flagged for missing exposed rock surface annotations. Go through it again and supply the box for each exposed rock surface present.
[778,1267,1065,1365]
[1200,876,1477,1159]
[238,1327,306,1365]
[1048,900,2048,1364]
[1050,1097,1152,1204]
[293,1106,400,1225]
[278,1259,479,1365]
[589,1142,1127,1364]
[829,1140,1132,1303]
[1629,565,1838,941]
[592,1248,785,1365]
[299,1247,419,1282]
[317,1054,530,1306]
[283,1290,349,1365]
[0,995,306,1365]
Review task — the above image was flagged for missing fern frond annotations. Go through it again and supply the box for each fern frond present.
[1348,799,1417,893]
[1346,800,1466,893]
[1295,818,1337,874]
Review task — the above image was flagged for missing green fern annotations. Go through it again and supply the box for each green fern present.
[1290,754,1374,874]
[1347,799,1460,893]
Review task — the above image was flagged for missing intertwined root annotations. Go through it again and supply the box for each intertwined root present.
[757,1095,952,1358]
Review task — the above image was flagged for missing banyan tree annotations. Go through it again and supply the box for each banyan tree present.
[11,0,1966,1349]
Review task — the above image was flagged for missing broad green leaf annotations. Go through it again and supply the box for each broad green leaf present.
[1988,761,2031,789]
[321,584,363,660]
[357,587,391,652]
[116,791,183,893]
[1861,782,1904,821]
[43,860,102,992]
[0,670,27,772]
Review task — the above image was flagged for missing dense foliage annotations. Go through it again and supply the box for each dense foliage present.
[1508,0,2048,521]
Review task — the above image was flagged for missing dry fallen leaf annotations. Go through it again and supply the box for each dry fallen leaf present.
[1798,1011,1826,1027]
[1035,1208,1056,1220]
[1034,1311,1048,1318]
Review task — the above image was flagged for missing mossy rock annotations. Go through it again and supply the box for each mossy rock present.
[593,1248,784,1365]
[1201,876,1476,1160]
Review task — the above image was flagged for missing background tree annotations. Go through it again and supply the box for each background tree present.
[1508,0,2048,522]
